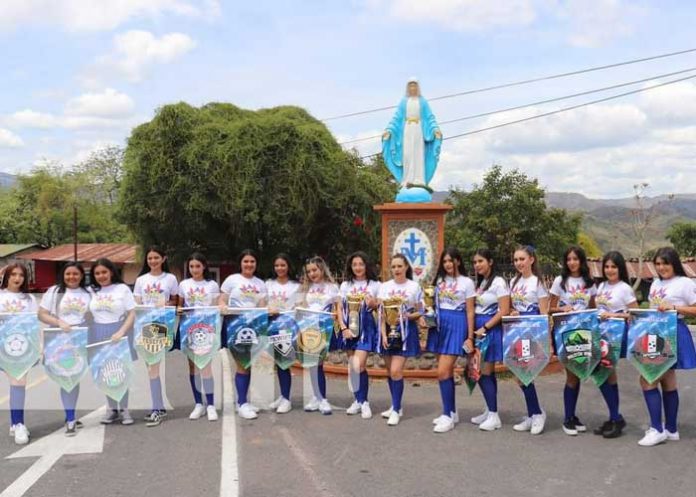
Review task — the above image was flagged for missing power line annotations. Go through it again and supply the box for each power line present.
[338,66,696,145]
[356,71,696,161]
[322,47,696,121]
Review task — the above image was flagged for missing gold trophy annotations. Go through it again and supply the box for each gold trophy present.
[346,295,364,339]
[422,284,437,329]
[383,297,404,351]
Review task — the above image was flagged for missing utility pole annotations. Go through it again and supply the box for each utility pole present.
[73,204,78,262]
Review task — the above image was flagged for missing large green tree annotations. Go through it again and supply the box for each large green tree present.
[666,221,696,256]
[119,102,395,273]
[446,165,581,265]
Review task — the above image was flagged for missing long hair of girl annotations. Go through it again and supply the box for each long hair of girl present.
[0,262,30,293]
[653,247,687,278]
[186,252,213,281]
[345,251,377,282]
[302,256,334,291]
[432,247,463,285]
[91,258,124,290]
[560,245,593,291]
[139,245,171,276]
[511,245,542,289]
[238,249,259,277]
[474,248,496,292]
[272,253,295,280]
[601,251,630,284]
[391,253,413,280]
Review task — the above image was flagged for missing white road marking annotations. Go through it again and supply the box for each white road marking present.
[2,407,105,497]
[220,349,239,497]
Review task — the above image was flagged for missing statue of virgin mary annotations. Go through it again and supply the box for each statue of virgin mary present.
[382,78,442,202]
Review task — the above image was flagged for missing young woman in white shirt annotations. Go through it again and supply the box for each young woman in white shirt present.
[89,258,136,426]
[549,246,597,436]
[336,251,380,420]
[470,248,511,432]
[638,247,696,447]
[133,246,179,427]
[266,253,301,414]
[38,262,91,436]
[1,263,38,445]
[177,252,220,422]
[219,249,267,420]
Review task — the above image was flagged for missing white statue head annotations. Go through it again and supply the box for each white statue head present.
[406,77,420,97]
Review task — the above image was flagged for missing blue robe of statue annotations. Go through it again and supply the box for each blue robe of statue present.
[382,96,442,186]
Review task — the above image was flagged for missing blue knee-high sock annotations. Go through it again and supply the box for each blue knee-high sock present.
[643,388,663,431]
[359,371,369,403]
[317,363,327,399]
[599,382,620,421]
[61,386,80,422]
[202,377,214,406]
[478,375,497,412]
[663,390,679,433]
[189,374,202,404]
[439,377,455,416]
[150,377,165,411]
[520,383,542,416]
[277,368,292,400]
[235,373,249,405]
[391,379,404,411]
[9,385,25,425]
[563,384,580,421]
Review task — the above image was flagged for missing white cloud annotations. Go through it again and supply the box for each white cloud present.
[64,88,135,118]
[5,109,59,129]
[0,128,24,148]
[638,80,696,126]
[555,0,645,48]
[0,0,220,32]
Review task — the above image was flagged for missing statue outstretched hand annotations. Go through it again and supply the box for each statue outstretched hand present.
[382,130,391,140]
[434,129,442,139]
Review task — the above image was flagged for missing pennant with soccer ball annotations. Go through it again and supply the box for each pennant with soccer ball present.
[591,318,625,387]
[180,307,222,369]
[89,338,133,402]
[225,307,269,370]
[627,309,677,384]
[134,306,178,366]
[464,334,489,395]
[268,312,299,370]
[503,315,551,386]
[43,327,88,392]
[553,310,601,381]
[294,307,333,368]
[0,312,42,380]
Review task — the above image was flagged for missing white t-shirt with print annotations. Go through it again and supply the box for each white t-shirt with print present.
[378,279,423,312]
[0,290,38,313]
[550,276,597,311]
[178,278,220,307]
[435,275,475,311]
[649,276,696,317]
[339,279,381,302]
[220,274,267,308]
[475,276,510,315]
[133,272,179,306]
[304,282,339,312]
[89,284,135,324]
[266,279,301,311]
[596,281,636,314]
[510,275,548,314]
[40,286,91,325]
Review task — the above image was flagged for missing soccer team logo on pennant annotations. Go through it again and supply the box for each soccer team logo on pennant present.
[591,318,625,387]
[225,307,269,370]
[89,338,133,402]
[268,312,299,370]
[43,327,88,392]
[294,307,333,368]
[553,310,601,380]
[180,306,221,369]
[0,312,42,380]
[134,305,178,366]
[627,309,677,384]
[502,315,550,386]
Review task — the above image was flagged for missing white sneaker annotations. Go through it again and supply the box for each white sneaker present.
[387,410,401,426]
[638,427,668,447]
[189,403,206,420]
[513,417,532,432]
[433,411,460,425]
[381,407,393,419]
[276,398,292,414]
[346,400,362,415]
[318,398,332,415]
[666,430,680,441]
[206,405,218,421]
[13,423,29,445]
[237,403,258,420]
[304,396,320,412]
[433,414,449,425]
[433,415,455,433]
[269,396,283,410]
[530,411,546,435]
[360,402,372,419]
[471,409,489,425]
[479,412,502,431]
[249,404,260,413]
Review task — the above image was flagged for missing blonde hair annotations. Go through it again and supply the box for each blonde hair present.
[300,256,335,294]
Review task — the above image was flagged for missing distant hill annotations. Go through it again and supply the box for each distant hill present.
[0,172,16,189]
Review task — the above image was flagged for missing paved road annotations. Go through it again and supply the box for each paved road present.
[1,349,696,497]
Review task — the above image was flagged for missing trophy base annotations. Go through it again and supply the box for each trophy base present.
[396,186,432,203]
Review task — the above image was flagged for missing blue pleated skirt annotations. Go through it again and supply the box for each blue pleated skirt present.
[340,308,379,353]
[89,321,137,362]
[674,319,696,370]
[475,314,503,363]
[427,309,467,356]
[381,320,420,357]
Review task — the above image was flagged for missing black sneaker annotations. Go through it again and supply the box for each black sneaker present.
[75,420,83,429]
[593,420,613,436]
[146,411,164,427]
[562,418,578,436]
[100,410,120,425]
[572,416,586,432]
[603,417,626,439]
[65,421,77,437]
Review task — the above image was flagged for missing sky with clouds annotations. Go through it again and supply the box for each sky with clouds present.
[1,0,695,198]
